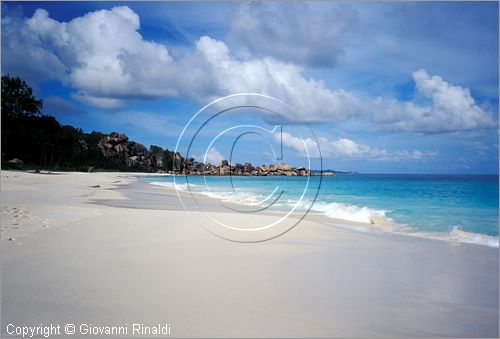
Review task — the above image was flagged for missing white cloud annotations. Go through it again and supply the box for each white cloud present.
[192,36,362,123]
[1,14,66,83]
[278,132,437,161]
[201,147,225,165]
[277,131,388,159]
[1,6,362,120]
[2,7,496,134]
[327,137,389,159]
[3,7,178,108]
[277,132,322,158]
[229,3,358,67]
[373,69,497,133]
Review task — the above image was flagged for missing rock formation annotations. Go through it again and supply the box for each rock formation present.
[97,132,179,172]
[178,159,313,176]
[95,132,331,176]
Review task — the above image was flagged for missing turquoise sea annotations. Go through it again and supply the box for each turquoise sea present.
[144,174,499,247]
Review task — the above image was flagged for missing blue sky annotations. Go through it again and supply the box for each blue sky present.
[1,1,498,174]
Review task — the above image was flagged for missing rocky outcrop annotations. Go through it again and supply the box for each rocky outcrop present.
[171,152,181,172]
[178,159,338,177]
[96,132,330,176]
[97,132,179,172]
[98,132,129,159]
[179,159,313,176]
[244,163,254,173]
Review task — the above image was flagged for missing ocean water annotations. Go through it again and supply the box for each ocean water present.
[144,174,499,247]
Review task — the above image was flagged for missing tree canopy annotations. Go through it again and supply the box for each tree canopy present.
[1,75,43,119]
[1,75,181,172]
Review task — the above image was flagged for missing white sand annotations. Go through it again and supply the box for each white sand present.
[1,170,498,337]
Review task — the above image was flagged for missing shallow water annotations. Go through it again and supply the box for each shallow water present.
[143,174,499,247]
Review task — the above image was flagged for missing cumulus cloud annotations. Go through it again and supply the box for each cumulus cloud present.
[278,132,437,161]
[278,132,387,159]
[1,7,496,134]
[230,3,358,67]
[373,69,497,133]
[2,7,179,108]
[198,147,224,165]
[2,6,361,120]
[1,14,66,83]
[192,36,362,123]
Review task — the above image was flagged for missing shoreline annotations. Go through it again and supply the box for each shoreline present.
[143,175,499,248]
[3,169,498,247]
[1,170,498,337]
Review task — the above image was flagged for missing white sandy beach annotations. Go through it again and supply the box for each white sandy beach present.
[1,170,498,337]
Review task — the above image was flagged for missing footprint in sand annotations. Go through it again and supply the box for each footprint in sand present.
[4,206,30,219]
[3,206,49,230]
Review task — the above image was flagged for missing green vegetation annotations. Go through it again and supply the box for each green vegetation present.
[1,75,181,172]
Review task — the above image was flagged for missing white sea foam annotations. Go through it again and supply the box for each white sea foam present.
[149,181,499,247]
[150,181,197,191]
[201,191,267,206]
[309,201,499,247]
[309,201,389,224]
[447,225,499,247]
[284,199,499,247]
[150,180,267,206]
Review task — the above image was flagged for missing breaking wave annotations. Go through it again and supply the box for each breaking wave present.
[441,225,498,247]
[149,181,498,247]
[307,201,389,224]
